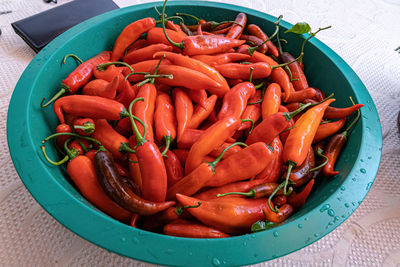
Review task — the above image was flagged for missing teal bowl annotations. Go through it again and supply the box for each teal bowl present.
[7,1,382,266]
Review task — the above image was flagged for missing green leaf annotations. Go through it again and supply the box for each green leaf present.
[285,22,311,34]
[251,221,278,232]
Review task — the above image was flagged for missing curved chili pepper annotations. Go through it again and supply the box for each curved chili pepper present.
[92,119,135,160]
[206,142,274,187]
[111,17,156,61]
[255,137,283,183]
[153,51,230,93]
[67,139,85,156]
[189,89,207,109]
[154,91,177,156]
[280,52,309,91]
[166,20,188,36]
[240,34,267,53]
[282,88,316,103]
[73,118,95,136]
[226,12,246,39]
[172,88,193,143]
[304,99,364,119]
[282,99,335,193]
[82,77,118,99]
[214,63,271,80]
[287,179,314,210]
[155,65,227,96]
[285,147,315,187]
[54,95,128,124]
[313,118,346,143]
[238,90,262,131]
[247,24,279,57]
[163,219,230,238]
[323,102,361,176]
[163,150,184,188]
[189,95,218,129]
[122,43,172,64]
[209,142,242,159]
[125,39,149,54]
[128,98,168,202]
[167,142,245,200]
[129,152,142,189]
[177,129,236,149]
[312,88,326,102]
[172,148,216,167]
[55,123,72,149]
[176,193,267,234]
[262,83,281,119]
[179,22,193,36]
[218,82,256,120]
[147,27,187,47]
[185,116,241,174]
[191,53,251,67]
[41,51,111,108]
[94,150,175,214]
[263,204,294,223]
[216,182,279,198]
[246,103,312,145]
[93,63,125,84]
[123,59,171,83]
[115,79,137,109]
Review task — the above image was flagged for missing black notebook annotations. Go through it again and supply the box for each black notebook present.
[11,0,119,52]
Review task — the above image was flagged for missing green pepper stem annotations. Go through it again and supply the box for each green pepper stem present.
[96,61,134,72]
[40,84,70,108]
[62,54,83,65]
[160,135,173,157]
[298,26,331,63]
[248,67,254,83]
[283,161,296,195]
[207,142,248,172]
[119,142,136,154]
[124,71,151,82]
[268,181,285,213]
[76,138,89,153]
[40,145,69,166]
[63,137,80,159]
[309,147,329,172]
[217,188,256,198]
[248,15,283,55]
[42,132,102,146]
[175,201,202,216]
[175,12,201,23]
[284,103,312,121]
[128,98,148,146]
[73,122,95,134]
[241,119,255,134]
[162,0,184,50]
[342,96,361,137]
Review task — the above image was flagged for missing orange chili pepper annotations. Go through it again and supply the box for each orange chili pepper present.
[226,12,246,39]
[173,88,193,143]
[218,82,256,120]
[191,53,251,67]
[247,24,279,57]
[189,89,208,109]
[262,83,282,119]
[238,90,262,131]
[255,137,283,183]
[304,99,364,119]
[189,95,218,129]
[82,76,118,99]
[154,91,177,155]
[122,43,173,64]
[215,62,271,80]
[163,219,230,238]
[282,88,316,103]
[313,118,346,143]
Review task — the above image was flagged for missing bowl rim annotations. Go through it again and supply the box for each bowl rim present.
[7,1,382,266]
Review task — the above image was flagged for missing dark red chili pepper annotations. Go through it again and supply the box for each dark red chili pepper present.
[218,82,256,120]
[239,34,267,53]
[312,88,326,102]
[122,43,173,64]
[163,219,230,238]
[173,88,193,143]
[214,63,271,80]
[303,99,364,119]
[125,39,149,54]
[130,214,140,228]
[191,53,251,67]
[154,91,177,155]
[313,118,346,143]
[238,90,262,131]
[73,118,95,136]
[82,77,118,99]
[176,193,267,234]
[263,204,294,223]
[280,52,309,91]
[227,78,244,87]
[54,95,128,124]
[285,147,315,187]
[94,150,175,214]
[216,182,280,198]
[179,22,194,36]
[41,51,111,108]
[247,24,279,57]
[111,17,156,61]
[166,20,188,36]
[189,95,218,129]
[287,179,315,210]
[273,195,287,207]
[226,12,246,39]
[164,150,184,188]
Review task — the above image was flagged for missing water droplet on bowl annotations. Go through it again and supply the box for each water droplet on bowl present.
[366,182,373,190]
[345,203,350,208]
[165,249,174,255]
[320,204,330,212]
[298,224,303,229]
[340,186,345,191]
[120,237,126,242]
[314,233,319,237]
[352,177,356,181]
[273,231,279,237]
[334,216,340,222]
[328,209,335,217]
[360,168,366,174]
[212,257,221,266]
[368,156,372,159]
[360,159,364,162]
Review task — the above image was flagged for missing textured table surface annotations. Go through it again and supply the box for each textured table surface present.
[1,0,399,266]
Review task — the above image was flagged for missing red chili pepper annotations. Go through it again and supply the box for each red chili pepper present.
[164,150,184,188]
[179,22,194,36]
[172,88,193,143]
[166,20,188,36]
[130,214,140,228]
[191,53,251,67]
[262,83,282,119]
[129,152,142,189]
[185,116,241,174]
[93,63,125,83]
[176,193,267,234]
[218,82,256,120]
[188,89,207,109]
[154,91,177,155]
[238,90,262,131]
[323,104,361,176]
[263,204,294,223]
[273,195,287,207]
[282,88,316,103]
[215,63,271,80]
[53,95,128,124]
[226,13,246,39]
[247,24,279,57]
[55,123,72,149]
[147,27,187,47]
[82,77,118,99]
[41,51,111,108]
[255,137,283,183]
[239,34,267,53]
[91,119,135,160]
[115,79,137,108]
[313,118,346,143]
[280,52,309,91]
[312,88,326,102]
[122,43,173,64]
[227,78,244,87]
[73,118,95,136]
[67,139,85,155]
[196,23,204,35]
[216,182,280,199]
[153,51,230,93]
[206,142,274,187]
[209,142,242,159]
[287,179,315,210]
[189,95,218,129]
[125,39,149,53]
[111,18,156,61]
[303,99,364,119]
[163,219,230,238]
[123,59,171,83]
[285,147,315,187]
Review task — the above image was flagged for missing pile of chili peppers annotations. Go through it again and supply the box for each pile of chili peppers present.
[40,0,364,238]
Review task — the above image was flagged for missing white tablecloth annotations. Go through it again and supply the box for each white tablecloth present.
[0,0,399,266]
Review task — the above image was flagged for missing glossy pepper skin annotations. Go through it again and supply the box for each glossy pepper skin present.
[164,150,184,188]
[82,77,118,99]
[176,194,267,234]
[280,52,309,91]
[185,116,240,174]
[218,82,256,120]
[282,88,316,103]
[239,90,262,131]
[163,219,230,238]
[189,89,207,109]
[322,134,346,177]
[189,95,218,129]
[263,204,294,223]
[191,53,251,67]
[94,150,175,215]
[179,35,246,56]
[313,118,346,143]
[55,123,72,149]
[283,99,335,166]
[173,88,193,143]
[214,62,271,80]
[255,137,283,183]
[262,83,282,119]
[226,12,246,39]
[287,179,315,210]
[247,24,279,57]
[304,99,364,119]
[122,43,172,64]
[111,17,156,61]
[154,91,177,151]
[53,95,128,124]
[286,147,315,187]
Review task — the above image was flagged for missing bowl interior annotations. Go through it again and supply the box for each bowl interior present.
[8,1,382,266]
